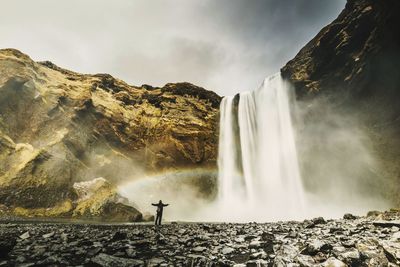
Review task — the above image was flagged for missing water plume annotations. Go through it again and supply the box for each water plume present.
[217,74,306,222]
[118,74,390,223]
[216,74,389,222]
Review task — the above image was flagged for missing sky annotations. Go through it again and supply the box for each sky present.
[0,0,346,96]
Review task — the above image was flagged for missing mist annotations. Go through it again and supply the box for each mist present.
[116,78,391,223]
[118,169,217,221]
[3,0,387,222]
[294,94,390,218]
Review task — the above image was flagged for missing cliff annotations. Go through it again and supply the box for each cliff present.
[0,49,221,220]
[1,0,400,219]
[282,0,400,204]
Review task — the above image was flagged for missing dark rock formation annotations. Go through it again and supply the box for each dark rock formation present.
[281,0,400,204]
[282,0,400,101]
[0,48,221,219]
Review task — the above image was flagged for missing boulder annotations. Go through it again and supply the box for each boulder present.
[339,248,361,266]
[373,220,400,228]
[367,211,383,218]
[301,240,332,256]
[91,253,144,267]
[343,213,357,220]
[0,234,16,259]
[72,178,142,222]
[321,257,347,267]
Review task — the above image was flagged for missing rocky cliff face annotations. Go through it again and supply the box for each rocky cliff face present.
[282,0,400,204]
[1,0,399,219]
[0,49,221,220]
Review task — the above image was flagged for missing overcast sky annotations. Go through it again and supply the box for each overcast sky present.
[0,0,345,96]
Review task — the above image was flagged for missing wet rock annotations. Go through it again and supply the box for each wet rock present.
[313,217,326,224]
[147,257,166,266]
[367,211,382,217]
[192,246,207,253]
[339,248,361,266]
[15,263,35,267]
[91,253,144,267]
[32,245,46,257]
[358,243,389,267]
[373,220,400,228]
[332,246,346,257]
[306,217,326,228]
[380,240,400,265]
[246,259,268,267]
[61,233,68,243]
[42,231,54,238]
[185,254,207,265]
[111,231,127,241]
[0,235,16,259]
[341,239,355,248]
[37,255,68,265]
[272,256,287,267]
[244,235,257,241]
[249,251,267,260]
[286,231,298,238]
[88,247,102,257]
[261,232,274,242]
[249,240,261,249]
[321,257,347,267]
[276,244,299,258]
[343,213,357,220]
[296,254,315,267]
[19,232,30,240]
[391,231,400,241]
[125,247,137,258]
[131,240,150,248]
[235,237,245,243]
[301,240,332,256]
[222,247,235,255]
[314,252,328,263]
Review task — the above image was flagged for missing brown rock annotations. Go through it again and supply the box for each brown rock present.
[0,48,221,220]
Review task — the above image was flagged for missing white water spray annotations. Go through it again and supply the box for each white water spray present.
[217,74,306,222]
[117,74,389,223]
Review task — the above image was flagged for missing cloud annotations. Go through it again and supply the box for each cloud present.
[0,0,345,95]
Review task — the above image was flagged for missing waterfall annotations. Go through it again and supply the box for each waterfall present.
[217,74,306,222]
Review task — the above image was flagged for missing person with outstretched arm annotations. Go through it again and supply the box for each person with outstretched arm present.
[152,200,169,225]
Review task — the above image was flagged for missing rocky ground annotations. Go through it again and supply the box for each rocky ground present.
[0,211,400,266]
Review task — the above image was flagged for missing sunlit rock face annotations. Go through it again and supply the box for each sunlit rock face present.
[282,0,400,205]
[0,49,221,219]
[282,0,400,100]
[72,178,142,222]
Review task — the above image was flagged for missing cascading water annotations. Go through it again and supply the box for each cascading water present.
[117,73,388,222]
[117,73,389,223]
[217,74,306,222]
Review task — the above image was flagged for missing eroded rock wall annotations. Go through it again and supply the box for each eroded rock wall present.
[0,49,221,218]
[281,0,400,204]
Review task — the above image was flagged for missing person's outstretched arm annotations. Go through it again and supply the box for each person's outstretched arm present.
[163,204,169,207]
[151,203,157,206]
